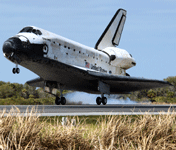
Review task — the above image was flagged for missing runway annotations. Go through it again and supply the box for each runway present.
[0,104,176,116]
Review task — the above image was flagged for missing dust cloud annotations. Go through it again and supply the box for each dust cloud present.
[65,92,137,104]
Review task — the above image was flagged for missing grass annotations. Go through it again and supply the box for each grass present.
[0,107,176,149]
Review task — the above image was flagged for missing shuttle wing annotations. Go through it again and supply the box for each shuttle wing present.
[88,71,171,93]
[26,61,171,94]
[26,77,45,88]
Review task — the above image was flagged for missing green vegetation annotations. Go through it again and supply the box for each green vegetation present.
[0,81,82,105]
[120,76,176,103]
[0,107,176,149]
[0,76,175,105]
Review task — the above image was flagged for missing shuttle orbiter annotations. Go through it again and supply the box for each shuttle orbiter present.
[2,9,171,105]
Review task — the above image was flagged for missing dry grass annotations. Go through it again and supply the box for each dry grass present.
[0,108,175,149]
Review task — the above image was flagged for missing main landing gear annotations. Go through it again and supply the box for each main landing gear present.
[12,64,20,74]
[55,89,66,105]
[96,81,110,105]
[96,94,107,105]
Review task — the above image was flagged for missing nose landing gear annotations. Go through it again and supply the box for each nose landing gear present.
[12,64,20,74]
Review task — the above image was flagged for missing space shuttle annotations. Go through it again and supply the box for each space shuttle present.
[2,9,171,105]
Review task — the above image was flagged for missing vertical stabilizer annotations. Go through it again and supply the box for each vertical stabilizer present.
[95,9,127,50]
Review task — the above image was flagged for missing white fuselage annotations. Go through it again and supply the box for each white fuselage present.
[15,26,136,76]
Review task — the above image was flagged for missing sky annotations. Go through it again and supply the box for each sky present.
[0,0,176,84]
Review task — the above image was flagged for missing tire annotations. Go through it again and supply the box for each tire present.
[126,73,130,76]
[102,97,107,105]
[61,97,66,105]
[96,97,102,105]
[16,68,20,74]
[12,68,16,74]
[55,96,60,105]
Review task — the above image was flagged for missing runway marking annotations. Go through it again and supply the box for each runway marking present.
[39,112,176,116]
[1,112,176,117]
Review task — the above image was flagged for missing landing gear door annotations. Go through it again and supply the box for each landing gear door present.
[44,86,57,95]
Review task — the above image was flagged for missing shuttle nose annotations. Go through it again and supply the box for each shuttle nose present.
[2,37,22,54]
[3,41,15,54]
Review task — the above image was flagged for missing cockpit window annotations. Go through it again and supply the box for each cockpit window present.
[19,27,42,35]
[31,29,42,35]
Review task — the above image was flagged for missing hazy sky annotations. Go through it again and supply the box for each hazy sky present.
[1,0,176,84]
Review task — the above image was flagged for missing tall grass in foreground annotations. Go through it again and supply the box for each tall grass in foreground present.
[0,108,175,149]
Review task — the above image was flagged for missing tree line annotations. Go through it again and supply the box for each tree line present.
[0,81,75,105]
[0,81,50,99]
[125,76,176,103]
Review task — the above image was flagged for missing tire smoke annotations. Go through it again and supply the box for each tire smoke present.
[65,92,137,104]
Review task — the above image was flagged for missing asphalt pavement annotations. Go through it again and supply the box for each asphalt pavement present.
[0,104,175,116]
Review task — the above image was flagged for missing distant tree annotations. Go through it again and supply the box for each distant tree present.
[29,94,34,98]
[10,83,23,98]
[0,83,15,98]
[22,88,28,99]
[137,90,148,99]
[164,76,176,88]
[23,83,38,98]
[147,89,157,99]
[0,81,5,86]
[167,91,174,98]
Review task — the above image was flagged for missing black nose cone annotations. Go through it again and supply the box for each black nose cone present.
[3,41,15,54]
[2,37,22,55]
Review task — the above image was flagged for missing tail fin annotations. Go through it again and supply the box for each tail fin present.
[95,9,127,50]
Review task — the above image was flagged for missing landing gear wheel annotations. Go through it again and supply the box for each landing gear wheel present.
[61,97,66,105]
[55,96,60,105]
[12,68,20,74]
[96,97,102,105]
[102,97,107,105]
[16,68,20,74]
[12,68,16,74]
